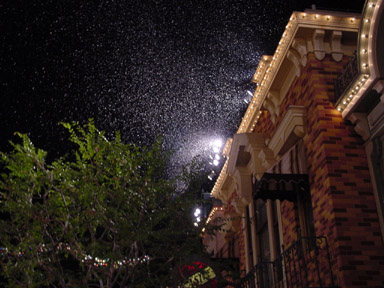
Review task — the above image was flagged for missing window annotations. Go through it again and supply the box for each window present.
[255,199,272,287]
[271,201,284,282]
[297,187,315,239]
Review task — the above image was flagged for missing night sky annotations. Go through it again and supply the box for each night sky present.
[1,0,363,173]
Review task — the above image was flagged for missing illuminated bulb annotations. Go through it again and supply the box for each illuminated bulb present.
[355,86,360,90]
[362,34,368,38]
[351,18,355,22]
[363,63,368,68]
[369,3,375,7]
[315,14,319,19]
[362,49,367,53]
[303,13,306,18]
[327,16,331,20]
[349,94,353,98]
[365,19,370,23]
[337,107,341,111]
[343,101,346,104]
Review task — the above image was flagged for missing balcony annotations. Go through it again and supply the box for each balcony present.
[334,52,358,103]
[239,235,337,288]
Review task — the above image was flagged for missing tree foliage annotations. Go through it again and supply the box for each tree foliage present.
[0,120,215,287]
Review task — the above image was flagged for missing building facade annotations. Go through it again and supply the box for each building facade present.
[203,1,384,287]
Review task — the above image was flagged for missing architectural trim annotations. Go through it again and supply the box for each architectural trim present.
[232,167,253,213]
[292,39,307,66]
[244,133,275,180]
[340,0,382,115]
[313,29,326,60]
[349,112,370,140]
[267,106,307,157]
[227,133,251,176]
[331,30,343,62]
[237,11,359,133]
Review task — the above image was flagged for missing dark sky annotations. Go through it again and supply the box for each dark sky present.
[0,0,363,171]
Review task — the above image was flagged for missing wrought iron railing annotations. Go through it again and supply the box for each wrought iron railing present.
[333,51,358,102]
[239,235,337,288]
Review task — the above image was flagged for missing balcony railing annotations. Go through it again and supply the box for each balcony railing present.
[239,235,337,288]
[333,51,358,102]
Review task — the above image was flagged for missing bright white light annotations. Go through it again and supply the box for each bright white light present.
[212,139,222,148]
[194,208,201,217]
[194,222,198,227]
[213,159,219,166]
[247,90,253,97]
[213,146,220,153]
[215,154,220,160]
[196,217,201,223]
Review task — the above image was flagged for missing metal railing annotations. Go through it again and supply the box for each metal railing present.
[239,235,337,288]
[334,51,358,102]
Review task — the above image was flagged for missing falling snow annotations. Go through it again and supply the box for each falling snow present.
[0,0,363,174]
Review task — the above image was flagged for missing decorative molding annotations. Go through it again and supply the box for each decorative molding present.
[263,91,281,123]
[349,112,370,141]
[375,80,384,95]
[339,0,380,115]
[227,133,251,175]
[312,29,326,60]
[244,133,275,179]
[257,149,275,175]
[263,98,277,123]
[287,49,301,77]
[368,102,384,130]
[331,30,343,62]
[268,106,307,157]
[233,167,253,206]
[239,12,359,133]
[292,38,307,66]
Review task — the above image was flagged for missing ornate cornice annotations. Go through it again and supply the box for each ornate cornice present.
[238,11,360,134]
[339,0,383,116]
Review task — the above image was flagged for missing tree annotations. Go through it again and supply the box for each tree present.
[0,120,215,287]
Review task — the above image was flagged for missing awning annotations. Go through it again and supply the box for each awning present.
[253,173,309,202]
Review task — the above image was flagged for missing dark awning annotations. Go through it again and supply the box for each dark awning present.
[253,173,309,202]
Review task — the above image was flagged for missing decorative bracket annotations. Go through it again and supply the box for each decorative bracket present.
[349,112,370,141]
[292,39,308,66]
[331,31,343,62]
[313,29,326,60]
[287,49,301,77]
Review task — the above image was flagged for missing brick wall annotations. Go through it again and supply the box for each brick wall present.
[251,53,384,287]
